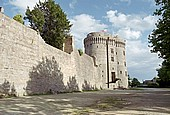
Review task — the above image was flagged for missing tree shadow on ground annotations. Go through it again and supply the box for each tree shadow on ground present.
[26,57,66,95]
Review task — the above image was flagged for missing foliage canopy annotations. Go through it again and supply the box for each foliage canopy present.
[148,0,170,87]
[131,78,140,87]
[78,49,83,56]
[13,14,24,24]
[24,0,72,50]
[149,0,170,60]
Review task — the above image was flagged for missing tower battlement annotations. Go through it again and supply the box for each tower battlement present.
[84,32,126,48]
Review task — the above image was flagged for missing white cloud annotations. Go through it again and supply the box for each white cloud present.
[70,14,108,48]
[106,10,157,31]
[126,40,162,80]
[117,27,141,40]
[69,0,77,9]
[9,0,45,12]
[105,10,161,80]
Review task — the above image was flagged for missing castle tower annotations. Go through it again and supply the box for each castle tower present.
[84,32,128,89]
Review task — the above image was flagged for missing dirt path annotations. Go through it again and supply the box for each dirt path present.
[0,88,170,115]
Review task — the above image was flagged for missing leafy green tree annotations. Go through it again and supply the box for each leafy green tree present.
[156,60,170,87]
[128,75,132,87]
[149,0,170,60]
[24,0,72,50]
[148,0,170,87]
[131,78,140,87]
[13,14,24,24]
[78,49,83,56]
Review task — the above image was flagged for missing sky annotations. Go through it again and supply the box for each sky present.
[0,0,162,81]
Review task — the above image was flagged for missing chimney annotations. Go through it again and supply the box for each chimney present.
[0,7,4,13]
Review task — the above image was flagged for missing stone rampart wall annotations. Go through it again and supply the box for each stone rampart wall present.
[0,13,101,96]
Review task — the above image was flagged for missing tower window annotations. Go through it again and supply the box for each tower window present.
[123,51,125,55]
[111,48,114,53]
[124,62,126,66]
[116,52,117,55]
[117,62,119,64]
[125,71,128,76]
[120,71,122,74]
[111,57,114,61]
[97,46,98,48]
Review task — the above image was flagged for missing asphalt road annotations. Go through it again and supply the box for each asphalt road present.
[0,88,170,115]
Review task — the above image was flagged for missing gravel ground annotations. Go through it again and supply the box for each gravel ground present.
[0,88,170,115]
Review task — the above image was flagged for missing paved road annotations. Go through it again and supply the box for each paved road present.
[0,88,170,115]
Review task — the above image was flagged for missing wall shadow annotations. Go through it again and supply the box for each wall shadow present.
[82,80,95,91]
[26,57,66,95]
[0,79,17,97]
[66,76,79,92]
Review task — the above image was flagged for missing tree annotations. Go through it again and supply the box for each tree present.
[131,78,140,87]
[128,75,132,87]
[24,0,72,50]
[156,60,170,87]
[78,49,83,56]
[13,14,24,24]
[149,0,170,60]
[148,0,170,87]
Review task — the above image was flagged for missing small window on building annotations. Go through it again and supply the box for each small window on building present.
[117,62,119,64]
[111,48,114,53]
[124,62,126,66]
[102,70,104,73]
[120,71,122,74]
[125,71,127,76]
[111,57,114,61]
[97,46,98,48]
[112,67,114,70]
[123,51,125,55]
[116,52,117,55]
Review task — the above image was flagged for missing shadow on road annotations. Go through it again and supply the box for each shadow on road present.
[0,89,170,114]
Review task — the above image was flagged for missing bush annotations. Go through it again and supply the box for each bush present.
[147,82,159,88]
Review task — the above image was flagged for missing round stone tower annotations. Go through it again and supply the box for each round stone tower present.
[84,32,128,89]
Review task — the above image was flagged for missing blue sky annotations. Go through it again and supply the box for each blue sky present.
[0,0,162,81]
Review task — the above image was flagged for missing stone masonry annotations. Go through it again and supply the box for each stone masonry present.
[84,32,128,89]
[0,13,128,96]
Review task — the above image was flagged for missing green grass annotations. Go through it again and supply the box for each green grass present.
[89,97,126,111]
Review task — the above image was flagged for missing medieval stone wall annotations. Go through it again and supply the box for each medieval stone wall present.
[0,13,102,96]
